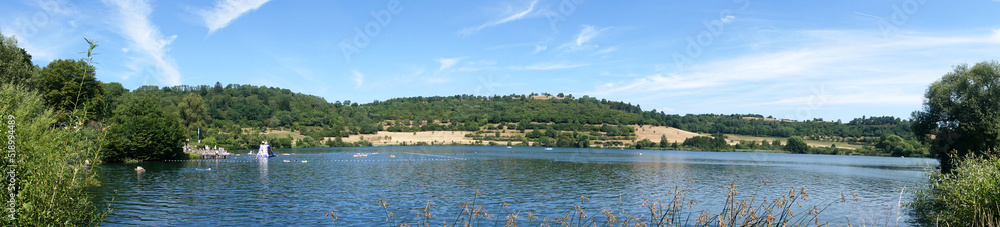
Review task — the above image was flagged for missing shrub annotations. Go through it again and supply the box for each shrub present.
[1,83,107,225]
[103,96,186,162]
[910,155,1000,225]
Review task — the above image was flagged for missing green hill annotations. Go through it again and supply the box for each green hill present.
[120,84,924,156]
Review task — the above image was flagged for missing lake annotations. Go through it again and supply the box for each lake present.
[91,146,937,226]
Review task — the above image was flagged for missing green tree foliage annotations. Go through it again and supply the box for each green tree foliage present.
[35,59,103,120]
[875,134,920,157]
[103,97,186,162]
[634,138,657,149]
[294,136,326,148]
[0,32,37,88]
[94,82,128,120]
[177,93,209,131]
[0,83,106,225]
[912,61,1000,173]
[682,134,729,151]
[784,136,809,154]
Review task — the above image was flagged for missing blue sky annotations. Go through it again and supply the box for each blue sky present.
[3,0,1000,122]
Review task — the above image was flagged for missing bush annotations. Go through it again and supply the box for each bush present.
[103,96,186,162]
[1,83,107,225]
[784,136,809,154]
[910,155,1000,225]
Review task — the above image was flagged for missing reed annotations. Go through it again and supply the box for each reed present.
[328,181,859,227]
[909,155,1000,226]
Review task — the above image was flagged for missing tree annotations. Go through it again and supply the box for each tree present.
[177,93,209,131]
[784,136,809,154]
[35,59,103,118]
[0,32,37,88]
[912,61,1000,173]
[876,134,915,157]
[103,97,186,162]
[95,82,128,120]
[659,135,669,147]
[634,138,656,149]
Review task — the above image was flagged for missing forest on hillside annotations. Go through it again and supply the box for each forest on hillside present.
[115,83,923,155]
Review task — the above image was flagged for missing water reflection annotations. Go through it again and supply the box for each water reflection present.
[259,157,269,185]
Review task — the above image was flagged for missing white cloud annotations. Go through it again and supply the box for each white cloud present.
[576,25,608,46]
[195,0,270,34]
[459,0,538,36]
[510,63,587,70]
[721,15,736,24]
[561,25,610,50]
[103,0,182,85]
[532,45,547,54]
[435,57,465,71]
[424,77,450,84]
[0,29,56,62]
[455,66,498,72]
[352,70,365,88]
[594,46,618,55]
[0,0,84,63]
[591,29,1000,112]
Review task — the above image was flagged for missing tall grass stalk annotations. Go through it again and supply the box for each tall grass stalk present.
[332,181,858,227]
[1,84,110,226]
[910,155,1000,226]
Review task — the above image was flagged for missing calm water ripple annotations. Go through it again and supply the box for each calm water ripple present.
[92,146,936,226]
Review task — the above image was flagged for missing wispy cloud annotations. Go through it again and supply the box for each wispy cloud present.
[455,66,498,72]
[561,25,610,50]
[352,70,365,88]
[195,0,270,34]
[532,45,547,54]
[103,0,182,85]
[594,46,618,55]
[721,15,736,24]
[435,57,466,71]
[510,63,587,70]
[459,0,538,36]
[0,0,84,63]
[591,29,1000,115]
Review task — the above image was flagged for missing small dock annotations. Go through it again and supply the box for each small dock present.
[195,150,231,159]
[185,145,231,159]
